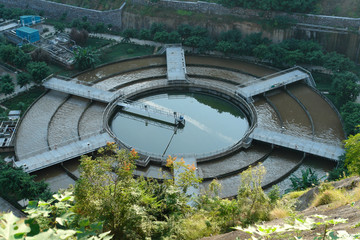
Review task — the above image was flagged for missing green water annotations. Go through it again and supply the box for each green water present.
[110,92,249,157]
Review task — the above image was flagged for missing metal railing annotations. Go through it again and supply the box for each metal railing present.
[16,130,104,160]
[103,78,258,163]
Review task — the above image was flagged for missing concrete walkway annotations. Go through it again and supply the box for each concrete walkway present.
[250,127,344,161]
[0,197,25,218]
[236,68,312,99]
[15,132,113,173]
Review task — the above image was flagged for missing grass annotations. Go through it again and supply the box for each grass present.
[312,72,333,92]
[99,42,154,65]
[269,208,290,220]
[1,86,46,115]
[84,37,114,49]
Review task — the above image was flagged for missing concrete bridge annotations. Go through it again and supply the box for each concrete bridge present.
[166,45,187,82]
[43,76,122,103]
[236,66,316,100]
[15,132,113,173]
[250,128,344,161]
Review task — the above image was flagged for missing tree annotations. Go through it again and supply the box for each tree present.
[0,44,16,63]
[31,47,50,62]
[73,47,99,70]
[323,52,355,73]
[69,28,89,46]
[344,130,360,176]
[0,160,52,203]
[0,74,14,95]
[26,61,50,84]
[13,49,31,69]
[150,23,165,36]
[167,31,181,43]
[177,24,193,40]
[54,22,65,33]
[216,41,235,55]
[331,71,360,107]
[75,144,156,239]
[139,29,152,40]
[341,102,360,135]
[219,29,242,42]
[153,31,169,43]
[17,72,32,89]
[122,28,137,43]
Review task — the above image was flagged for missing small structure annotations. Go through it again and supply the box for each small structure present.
[8,110,21,120]
[16,26,40,43]
[20,15,42,27]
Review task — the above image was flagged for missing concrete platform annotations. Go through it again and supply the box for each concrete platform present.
[166,46,187,81]
[236,67,315,99]
[15,132,113,173]
[250,127,344,161]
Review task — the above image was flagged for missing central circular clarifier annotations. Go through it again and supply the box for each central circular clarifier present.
[110,90,250,157]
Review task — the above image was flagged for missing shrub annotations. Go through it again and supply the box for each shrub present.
[311,189,346,207]
[269,208,289,220]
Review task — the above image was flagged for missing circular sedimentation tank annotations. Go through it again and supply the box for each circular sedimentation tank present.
[15,55,344,196]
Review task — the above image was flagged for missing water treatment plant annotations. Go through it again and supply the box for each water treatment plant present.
[13,46,345,197]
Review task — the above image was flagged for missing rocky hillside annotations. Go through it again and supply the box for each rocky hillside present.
[203,177,360,239]
[47,0,360,17]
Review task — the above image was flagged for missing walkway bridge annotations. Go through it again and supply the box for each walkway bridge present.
[236,66,316,100]
[15,77,185,172]
[43,76,122,103]
[15,132,113,173]
[250,128,344,161]
[118,101,184,127]
[44,76,184,125]
[166,45,187,82]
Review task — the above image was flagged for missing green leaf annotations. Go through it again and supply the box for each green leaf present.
[0,212,30,240]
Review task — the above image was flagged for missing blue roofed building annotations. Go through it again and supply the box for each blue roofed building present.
[16,27,40,43]
[20,15,42,27]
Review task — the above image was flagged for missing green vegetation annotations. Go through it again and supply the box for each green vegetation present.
[0,160,52,206]
[73,47,99,70]
[218,0,318,13]
[3,140,360,239]
[0,5,35,20]
[48,0,125,10]
[99,43,154,65]
[0,74,15,95]
[0,143,286,239]
[0,86,46,115]
[344,131,360,176]
[287,168,323,192]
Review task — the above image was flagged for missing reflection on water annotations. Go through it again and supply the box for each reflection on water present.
[111,92,249,156]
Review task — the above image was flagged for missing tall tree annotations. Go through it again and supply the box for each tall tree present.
[17,72,32,89]
[341,102,360,135]
[331,71,360,107]
[0,74,14,95]
[26,61,50,84]
[73,47,99,70]
[344,131,360,176]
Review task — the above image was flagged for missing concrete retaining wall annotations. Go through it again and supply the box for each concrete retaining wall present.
[131,0,360,29]
[0,0,125,29]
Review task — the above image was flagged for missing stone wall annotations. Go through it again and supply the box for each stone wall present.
[0,0,125,29]
[131,0,360,29]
